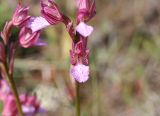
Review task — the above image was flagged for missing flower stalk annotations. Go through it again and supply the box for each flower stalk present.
[0,62,24,116]
[76,82,80,116]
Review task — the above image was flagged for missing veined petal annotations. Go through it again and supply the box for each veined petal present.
[27,17,50,33]
[76,22,93,37]
[70,63,89,83]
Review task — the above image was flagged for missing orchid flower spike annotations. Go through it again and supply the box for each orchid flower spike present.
[69,0,96,83]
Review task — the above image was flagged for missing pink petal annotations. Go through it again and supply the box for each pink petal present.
[76,22,93,37]
[27,17,50,33]
[70,63,89,83]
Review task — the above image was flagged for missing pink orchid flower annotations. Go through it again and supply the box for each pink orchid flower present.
[28,0,74,40]
[70,63,89,83]
[70,38,90,83]
[70,40,90,83]
[11,5,47,48]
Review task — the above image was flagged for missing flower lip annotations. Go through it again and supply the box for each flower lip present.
[70,63,89,83]
[76,22,93,37]
[27,17,50,33]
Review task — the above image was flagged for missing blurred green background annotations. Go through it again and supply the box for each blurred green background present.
[1,0,160,116]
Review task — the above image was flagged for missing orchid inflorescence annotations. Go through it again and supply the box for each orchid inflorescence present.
[29,0,96,83]
[0,0,96,115]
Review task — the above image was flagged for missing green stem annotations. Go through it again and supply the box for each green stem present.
[3,63,24,116]
[76,82,80,116]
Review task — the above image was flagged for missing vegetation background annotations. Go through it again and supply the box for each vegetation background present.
[0,0,160,115]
